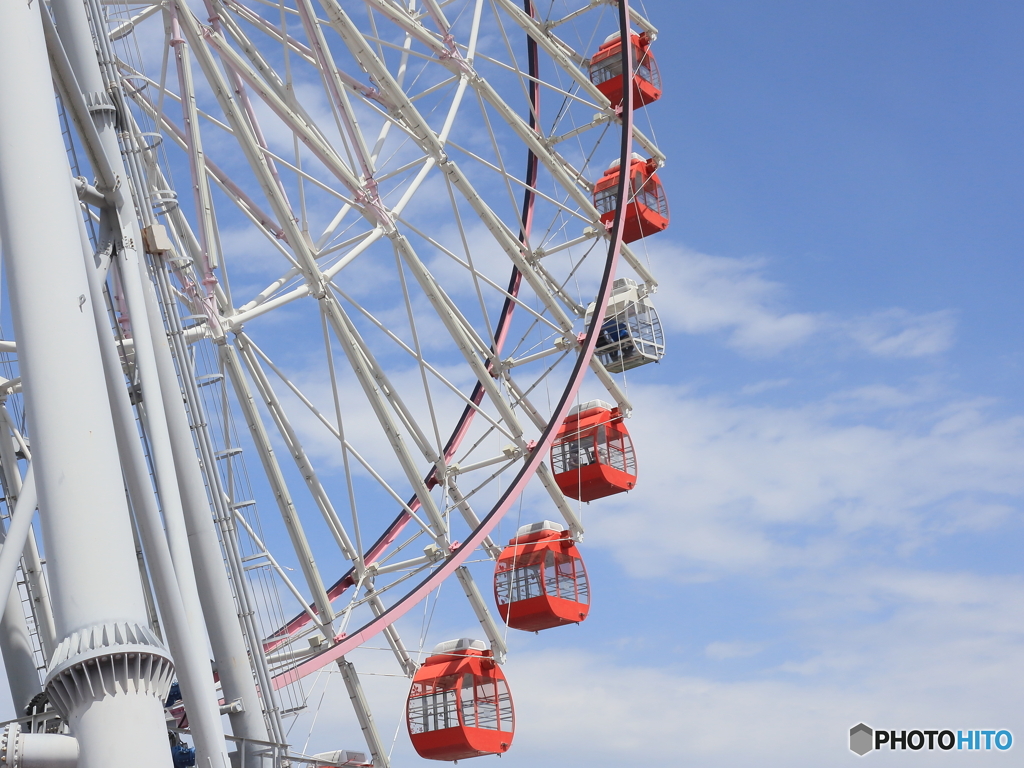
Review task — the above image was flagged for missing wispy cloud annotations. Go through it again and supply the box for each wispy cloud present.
[650,244,820,355]
[645,243,958,360]
[847,308,957,357]
[705,640,763,660]
[503,564,1024,767]
[586,383,1024,578]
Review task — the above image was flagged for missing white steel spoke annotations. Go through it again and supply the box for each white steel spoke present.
[220,343,338,626]
[16,0,668,760]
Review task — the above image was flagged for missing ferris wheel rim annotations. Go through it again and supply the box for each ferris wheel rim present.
[261,0,546,654]
[99,0,655,695]
[0,0,662,763]
[267,0,638,688]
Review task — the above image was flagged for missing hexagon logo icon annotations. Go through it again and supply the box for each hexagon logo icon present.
[850,723,873,756]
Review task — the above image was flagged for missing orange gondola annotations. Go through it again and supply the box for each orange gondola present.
[407,639,514,762]
[589,31,662,110]
[550,400,637,502]
[494,521,590,631]
[593,154,669,243]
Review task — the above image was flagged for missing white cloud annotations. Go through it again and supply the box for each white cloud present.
[643,243,959,360]
[502,565,1024,767]
[648,243,820,355]
[586,383,1024,578]
[848,308,957,357]
[705,640,763,660]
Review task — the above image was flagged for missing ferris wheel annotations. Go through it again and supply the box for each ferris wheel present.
[0,0,668,766]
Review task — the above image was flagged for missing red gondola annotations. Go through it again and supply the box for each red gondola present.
[589,31,662,110]
[550,400,637,502]
[407,639,514,762]
[494,521,590,631]
[593,154,669,243]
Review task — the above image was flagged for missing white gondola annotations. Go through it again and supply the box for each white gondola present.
[585,278,665,373]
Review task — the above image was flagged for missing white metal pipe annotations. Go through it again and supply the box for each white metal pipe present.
[0,408,55,658]
[0,462,41,712]
[219,344,337,626]
[169,15,220,278]
[455,566,507,663]
[0,3,172,765]
[148,260,272,752]
[234,335,360,564]
[49,0,232,759]
[504,344,565,369]
[0,583,39,715]
[337,658,390,768]
[230,511,326,631]
[0,466,37,619]
[1,723,78,768]
[78,213,238,768]
[155,270,287,747]
[447,483,502,560]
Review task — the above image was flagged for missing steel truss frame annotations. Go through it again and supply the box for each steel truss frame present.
[0,0,658,765]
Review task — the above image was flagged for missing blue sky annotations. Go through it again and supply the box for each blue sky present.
[2,2,1022,767]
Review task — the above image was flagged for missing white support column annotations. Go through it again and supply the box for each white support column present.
[219,344,337,626]
[79,213,238,768]
[48,0,231,762]
[0,584,39,717]
[0,3,172,766]
[0,487,41,715]
[455,566,507,663]
[337,658,390,768]
[0,416,56,661]
[149,260,272,757]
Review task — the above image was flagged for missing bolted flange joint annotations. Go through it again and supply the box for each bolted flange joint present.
[0,723,78,768]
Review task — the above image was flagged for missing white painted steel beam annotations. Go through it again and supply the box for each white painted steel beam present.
[0,407,56,658]
[318,293,450,539]
[50,0,232,758]
[0,462,41,712]
[200,28,365,199]
[338,658,391,768]
[455,566,507,663]
[126,89,286,241]
[0,3,172,764]
[169,2,319,287]
[148,262,272,756]
[169,19,220,276]
[234,335,361,565]
[447,483,502,560]
[154,264,287,746]
[220,344,337,627]
[294,0,375,179]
